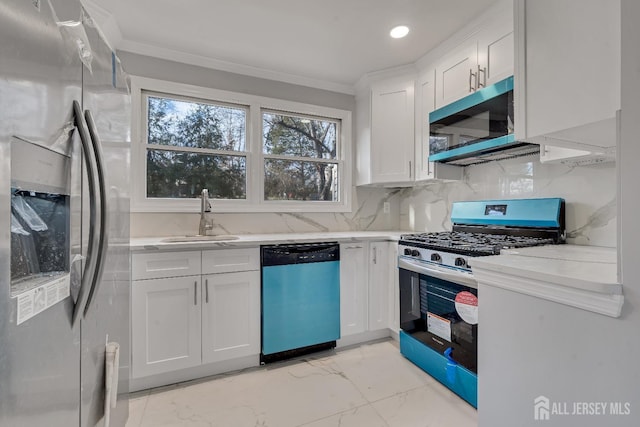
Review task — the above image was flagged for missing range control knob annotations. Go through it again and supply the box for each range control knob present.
[403,248,412,256]
[454,257,467,268]
[430,253,442,263]
[411,250,421,258]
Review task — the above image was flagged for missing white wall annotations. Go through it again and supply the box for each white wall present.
[400,156,617,247]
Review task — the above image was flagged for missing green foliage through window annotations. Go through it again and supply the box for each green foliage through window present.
[263,112,339,202]
[145,93,247,199]
[143,91,344,205]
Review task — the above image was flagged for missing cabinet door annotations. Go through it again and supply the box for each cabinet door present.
[370,78,415,183]
[131,277,201,378]
[434,40,478,108]
[520,0,620,139]
[477,28,513,88]
[339,243,368,337]
[415,70,436,181]
[368,242,390,331]
[201,271,260,364]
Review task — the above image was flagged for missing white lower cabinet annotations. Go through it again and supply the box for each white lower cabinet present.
[339,241,396,341]
[339,243,368,337]
[368,241,391,331]
[201,271,260,364]
[131,248,261,386]
[131,276,202,378]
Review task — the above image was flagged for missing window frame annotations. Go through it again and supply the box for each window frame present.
[131,76,352,213]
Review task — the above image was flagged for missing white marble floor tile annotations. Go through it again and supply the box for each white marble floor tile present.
[330,340,436,403]
[125,393,149,427]
[126,340,477,427]
[299,404,388,427]
[372,382,477,427]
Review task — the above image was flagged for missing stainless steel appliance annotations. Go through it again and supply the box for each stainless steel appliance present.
[1,1,131,425]
[429,76,539,165]
[398,198,565,408]
[261,243,340,363]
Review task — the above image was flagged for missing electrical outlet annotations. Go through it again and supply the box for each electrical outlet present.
[383,202,390,214]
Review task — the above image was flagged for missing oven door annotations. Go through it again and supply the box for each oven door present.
[398,257,478,373]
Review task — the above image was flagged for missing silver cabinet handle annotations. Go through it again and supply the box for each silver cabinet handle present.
[469,68,477,92]
[205,279,209,304]
[345,246,363,250]
[194,281,198,305]
[477,65,487,88]
[373,247,377,264]
[409,160,412,178]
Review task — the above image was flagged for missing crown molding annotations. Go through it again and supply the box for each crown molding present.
[118,39,356,96]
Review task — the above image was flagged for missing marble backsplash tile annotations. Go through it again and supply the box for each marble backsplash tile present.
[130,186,404,237]
[132,157,617,248]
[399,156,617,247]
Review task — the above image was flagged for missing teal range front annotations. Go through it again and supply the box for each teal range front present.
[400,331,477,408]
[261,243,340,361]
[450,197,565,229]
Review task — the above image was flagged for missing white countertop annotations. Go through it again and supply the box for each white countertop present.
[130,231,405,251]
[470,244,623,317]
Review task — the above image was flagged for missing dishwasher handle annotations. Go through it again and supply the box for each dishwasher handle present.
[261,242,340,266]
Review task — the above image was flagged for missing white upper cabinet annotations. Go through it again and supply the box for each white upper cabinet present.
[434,40,479,109]
[369,77,415,184]
[515,0,620,159]
[414,69,463,182]
[434,5,513,109]
[355,0,512,185]
[477,20,514,88]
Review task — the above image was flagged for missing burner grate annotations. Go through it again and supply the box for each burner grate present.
[400,231,557,256]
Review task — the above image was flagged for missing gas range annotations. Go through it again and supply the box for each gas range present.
[398,198,566,273]
[397,198,565,406]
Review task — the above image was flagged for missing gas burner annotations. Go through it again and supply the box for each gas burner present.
[400,231,557,256]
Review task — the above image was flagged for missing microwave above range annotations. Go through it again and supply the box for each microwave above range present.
[429,76,538,166]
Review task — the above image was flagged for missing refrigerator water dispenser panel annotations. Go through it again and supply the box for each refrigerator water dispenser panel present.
[10,138,72,322]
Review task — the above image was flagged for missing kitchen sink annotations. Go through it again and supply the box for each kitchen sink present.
[161,235,240,243]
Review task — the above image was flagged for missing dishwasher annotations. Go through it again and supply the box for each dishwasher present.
[261,242,340,363]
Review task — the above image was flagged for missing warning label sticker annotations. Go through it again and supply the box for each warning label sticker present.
[427,312,451,342]
[455,291,478,325]
[16,274,70,325]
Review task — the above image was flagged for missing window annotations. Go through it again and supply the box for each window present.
[262,111,339,202]
[145,94,248,200]
[131,77,352,213]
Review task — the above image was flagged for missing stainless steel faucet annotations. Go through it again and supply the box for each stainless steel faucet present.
[198,188,213,236]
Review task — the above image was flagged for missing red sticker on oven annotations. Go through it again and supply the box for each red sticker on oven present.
[455,291,478,325]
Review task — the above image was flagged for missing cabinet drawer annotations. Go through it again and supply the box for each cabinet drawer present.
[202,248,260,274]
[132,251,201,280]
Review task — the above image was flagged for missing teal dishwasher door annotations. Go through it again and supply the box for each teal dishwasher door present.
[262,260,340,355]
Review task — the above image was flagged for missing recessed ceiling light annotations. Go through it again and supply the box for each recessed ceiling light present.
[390,25,409,39]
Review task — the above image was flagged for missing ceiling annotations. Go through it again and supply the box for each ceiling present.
[85,0,499,93]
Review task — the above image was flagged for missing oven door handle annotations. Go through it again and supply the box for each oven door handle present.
[398,257,478,289]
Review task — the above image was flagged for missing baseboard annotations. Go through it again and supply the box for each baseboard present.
[129,354,260,393]
[336,328,391,348]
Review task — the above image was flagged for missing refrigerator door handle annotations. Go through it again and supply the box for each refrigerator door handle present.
[82,109,109,317]
[72,101,99,324]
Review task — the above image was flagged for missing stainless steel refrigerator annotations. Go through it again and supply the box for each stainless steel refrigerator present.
[1,0,131,425]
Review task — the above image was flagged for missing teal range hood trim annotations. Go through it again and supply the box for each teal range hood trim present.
[429,76,514,123]
[429,134,516,162]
